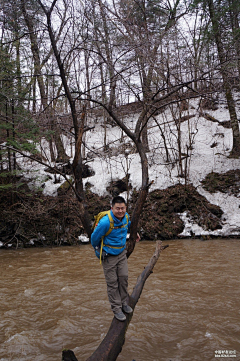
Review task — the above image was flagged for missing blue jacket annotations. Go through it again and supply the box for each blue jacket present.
[91,210,131,256]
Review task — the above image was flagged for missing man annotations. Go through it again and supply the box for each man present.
[91,195,140,321]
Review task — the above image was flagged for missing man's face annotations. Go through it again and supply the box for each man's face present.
[111,202,127,220]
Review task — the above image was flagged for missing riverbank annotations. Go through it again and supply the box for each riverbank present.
[0,175,238,249]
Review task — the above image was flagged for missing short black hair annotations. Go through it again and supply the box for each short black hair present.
[112,196,126,206]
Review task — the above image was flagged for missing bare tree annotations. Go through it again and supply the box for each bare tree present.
[20,0,69,162]
[37,0,93,236]
[1,0,225,358]
[190,0,240,157]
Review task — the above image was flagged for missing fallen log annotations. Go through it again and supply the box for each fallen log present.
[62,241,168,361]
[62,350,78,361]
[199,111,232,128]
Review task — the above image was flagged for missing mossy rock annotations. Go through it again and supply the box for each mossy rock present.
[57,179,73,196]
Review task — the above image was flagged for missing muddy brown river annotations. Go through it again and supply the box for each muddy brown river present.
[0,239,239,361]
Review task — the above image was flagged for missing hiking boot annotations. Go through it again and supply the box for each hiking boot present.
[114,311,126,321]
[122,304,133,314]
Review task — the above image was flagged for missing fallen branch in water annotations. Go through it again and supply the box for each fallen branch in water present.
[62,241,168,361]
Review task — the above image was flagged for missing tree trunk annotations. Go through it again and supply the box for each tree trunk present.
[126,135,151,257]
[38,0,93,237]
[62,241,168,361]
[135,106,151,153]
[72,106,92,237]
[98,0,117,116]
[208,0,240,157]
[54,117,70,163]
[228,0,240,77]
[20,0,69,162]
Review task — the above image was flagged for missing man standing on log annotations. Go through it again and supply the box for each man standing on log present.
[91,195,140,321]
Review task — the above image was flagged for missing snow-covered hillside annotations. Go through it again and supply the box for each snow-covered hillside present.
[17,97,240,239]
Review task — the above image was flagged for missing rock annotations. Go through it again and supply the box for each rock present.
[106,175,132,196]
[57,178,73,196]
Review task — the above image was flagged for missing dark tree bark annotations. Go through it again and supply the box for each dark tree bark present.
[208,0,240,157]
[97,0,117,116]
[20,0,69,162]
[62,350,78,361]
[62,241,168,361]
[228,0,240,78]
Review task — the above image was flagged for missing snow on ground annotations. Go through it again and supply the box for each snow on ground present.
[13,97,240,238]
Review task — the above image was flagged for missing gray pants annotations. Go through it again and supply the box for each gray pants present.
[102,249,128,314]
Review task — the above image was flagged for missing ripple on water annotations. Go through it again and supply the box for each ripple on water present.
[0,240,240,361]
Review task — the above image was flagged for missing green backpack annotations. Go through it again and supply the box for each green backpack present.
[93,210,129,264]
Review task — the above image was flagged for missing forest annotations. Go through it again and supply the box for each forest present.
[1,1,240,360]
[1,0,240,249]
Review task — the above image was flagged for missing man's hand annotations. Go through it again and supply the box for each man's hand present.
[136,233,140,243]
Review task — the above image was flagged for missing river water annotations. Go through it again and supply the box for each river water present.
[0,240,239,361]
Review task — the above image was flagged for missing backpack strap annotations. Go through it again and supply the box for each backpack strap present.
[100,210,114,264]
[104,210,114,236]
